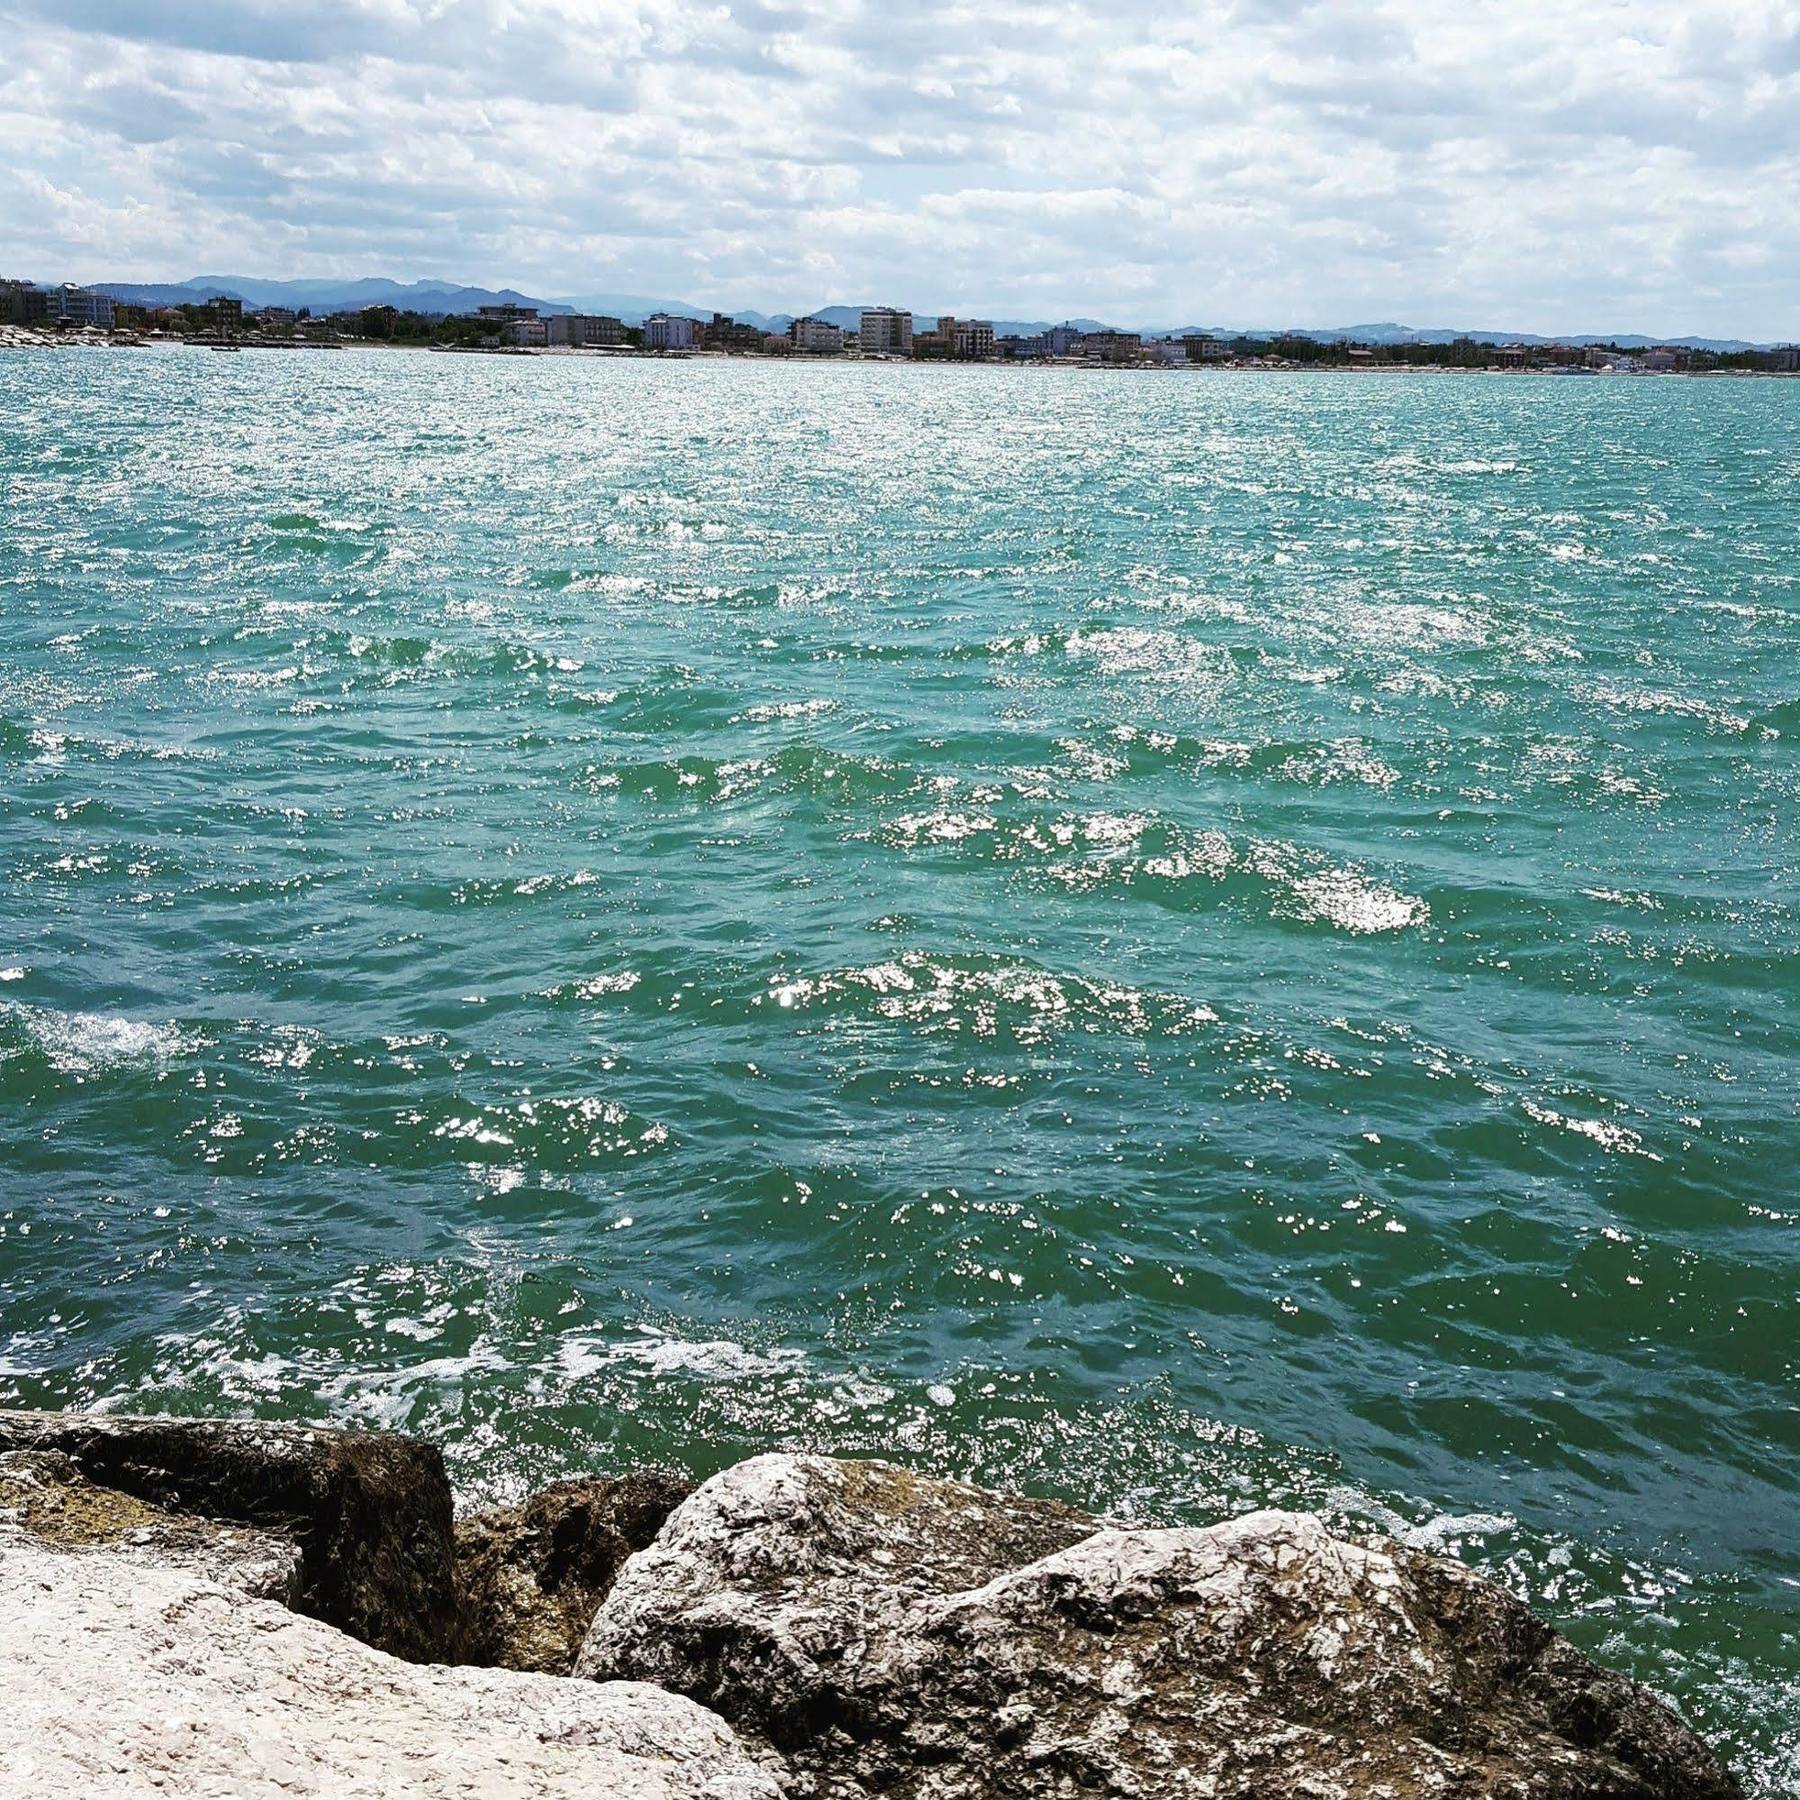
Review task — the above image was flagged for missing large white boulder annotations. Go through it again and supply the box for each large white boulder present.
[579,1452,1740,1800]
[0,1451,779,1800]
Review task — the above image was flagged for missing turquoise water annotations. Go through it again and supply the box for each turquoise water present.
[1,347,1795,1784]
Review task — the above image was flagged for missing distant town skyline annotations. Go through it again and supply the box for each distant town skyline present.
[3,2,1798,340]
[6,273,1794,351]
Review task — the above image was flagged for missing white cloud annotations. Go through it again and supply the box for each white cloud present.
[2,0,1798,334]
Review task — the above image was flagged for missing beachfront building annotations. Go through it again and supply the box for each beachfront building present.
[788,316,844,354]
[1183,335,1231,362]
[546,313,625,346]
[997,333,1048,359]
[256,307,297,332]
[644,313,696,350]
[1079,330,1142,363]
[504,317,549,347]
[698,312,765,353]
[30,283,117,328]
[478,303,537,325]
[205,296,244,336]
[1044,325,1084,357]
[924,316,994,360]
[859,306,913,357]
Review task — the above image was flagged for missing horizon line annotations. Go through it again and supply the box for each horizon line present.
[14,271,1794,347]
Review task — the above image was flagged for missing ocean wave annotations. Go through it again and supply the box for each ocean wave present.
[0,1003,201,1076]
[865,803,1430,934]
[423,1095,671,1168]
[1746,697,1800,740]
[758,951,1218,1045]
[595,742,909,807]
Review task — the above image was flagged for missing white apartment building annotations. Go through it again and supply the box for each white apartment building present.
[645,313,696,350]
[789,316,845,354]
[859,307,913,356]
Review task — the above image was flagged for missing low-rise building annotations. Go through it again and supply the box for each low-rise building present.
[477,303,538,325]
[700,312,765,353]
[256,307,297,332]
[859,307,913,357]
[504,317,548,347]
[1183,335,1231,362]
[788,316,844,354]
[546,313,625,346]
[644,313,696,350]
[1079,330,1142,363]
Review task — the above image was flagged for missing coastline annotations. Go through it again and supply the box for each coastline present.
[5,322,1795,376]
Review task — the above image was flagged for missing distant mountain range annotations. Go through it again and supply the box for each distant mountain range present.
[1142,321,1765,353]
[95,277,578,317]
[67,276,1779,350]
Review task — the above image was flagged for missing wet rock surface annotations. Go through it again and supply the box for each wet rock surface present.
[458,1469,696,1674]
[0,1407,458,1660]
[579,1452,1742,1800]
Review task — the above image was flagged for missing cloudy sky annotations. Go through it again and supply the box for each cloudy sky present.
[3,0,1799,335]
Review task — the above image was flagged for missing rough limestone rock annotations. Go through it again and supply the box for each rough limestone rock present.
[459,1469,696,1674]
[0,1407,457,1660]
[0,1447,301,1602]
[0,1531,782,1800]
[579,1453,1741,1800]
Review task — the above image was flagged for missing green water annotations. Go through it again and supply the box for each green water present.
[1,347,1795,1786]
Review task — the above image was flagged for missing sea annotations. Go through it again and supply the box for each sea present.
[1,346,1794,1788]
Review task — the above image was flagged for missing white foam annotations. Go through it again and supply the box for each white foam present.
[556,1330,805,1383]
[5,1003,199,1074]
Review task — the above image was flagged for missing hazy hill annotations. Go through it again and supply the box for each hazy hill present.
[95,277,573,317]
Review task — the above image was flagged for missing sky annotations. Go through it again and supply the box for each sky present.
[3,0,1799,336]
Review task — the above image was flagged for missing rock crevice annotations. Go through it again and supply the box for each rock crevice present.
[0,1407,458,1661]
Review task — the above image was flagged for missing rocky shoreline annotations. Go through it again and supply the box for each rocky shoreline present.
[0,1409,1742,1798]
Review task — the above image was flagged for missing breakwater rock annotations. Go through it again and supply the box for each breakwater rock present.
[0,1410,1742,1799]
[0,1406,458,1660]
